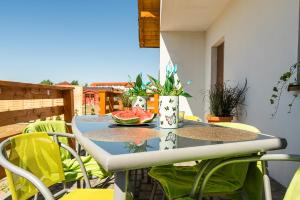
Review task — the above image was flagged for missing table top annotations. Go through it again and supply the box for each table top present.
[72,115,287,172]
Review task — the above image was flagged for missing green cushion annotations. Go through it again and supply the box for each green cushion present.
[149,162,249,199]
[23,120,110,182]
[284,167,300,200]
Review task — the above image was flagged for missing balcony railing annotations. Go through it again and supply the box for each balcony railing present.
[0,80,74,178]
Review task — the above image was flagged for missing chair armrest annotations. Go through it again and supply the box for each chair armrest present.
[47,132,91,187]
[48,132,86,155]
[47,132,75,138]
[0,139,55,200]
[260,154,300,161]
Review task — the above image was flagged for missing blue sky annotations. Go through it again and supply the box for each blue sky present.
[0,1,159,85]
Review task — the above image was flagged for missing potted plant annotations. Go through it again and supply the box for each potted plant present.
[148,72,192,128]
[270,62,299,117]
[128,73,148,110]
[119,90,132,110]
[207,80,248,123]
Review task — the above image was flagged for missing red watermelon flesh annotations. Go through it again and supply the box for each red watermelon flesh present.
[112,108,155,124]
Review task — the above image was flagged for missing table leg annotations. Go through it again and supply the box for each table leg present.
[262,161,272,200]
[114,171,130,200]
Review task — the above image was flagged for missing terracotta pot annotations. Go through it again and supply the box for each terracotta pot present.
[207,115,233,123]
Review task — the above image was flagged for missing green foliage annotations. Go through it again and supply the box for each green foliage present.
[91,108,95,115]
[71,80,79,85]
[209,79,248,117]
[270,62,299,117]
[55,115,62,120]
[40,79,53,85]
[128,73,148,97]
[147,73,192,97]
[120,90,133,107]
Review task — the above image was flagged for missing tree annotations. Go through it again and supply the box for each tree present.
[71,80,79,85]
[40,79,53,85]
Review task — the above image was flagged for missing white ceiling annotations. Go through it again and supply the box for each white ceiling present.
[160,0,232,31]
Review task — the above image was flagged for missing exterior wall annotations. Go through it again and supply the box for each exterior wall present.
[204,0,300,186]
[160,32,206,117]
[160,0,300,186]
[73,86,83,115]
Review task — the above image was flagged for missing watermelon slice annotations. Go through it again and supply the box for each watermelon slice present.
[111,107,155,124]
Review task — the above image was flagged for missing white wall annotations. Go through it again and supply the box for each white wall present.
[160,0,300,186]
[160,31,206,117]
[204,0,300,186]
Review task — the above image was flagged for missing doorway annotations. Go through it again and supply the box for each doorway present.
[211,41,224,86]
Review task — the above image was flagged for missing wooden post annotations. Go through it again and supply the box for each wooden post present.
[63,89,74,123]
[99,91,107,115]
[108,94,114,113]
[153,94,159,114]
[62,89,75,149]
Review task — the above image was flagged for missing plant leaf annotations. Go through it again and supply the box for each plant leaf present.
[181,92,192,97]
[136,73,143,88]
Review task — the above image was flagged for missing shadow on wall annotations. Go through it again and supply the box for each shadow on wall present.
[160,32,207,118]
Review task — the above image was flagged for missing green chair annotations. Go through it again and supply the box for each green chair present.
[197,154,300,200]
[0,132,113,200]
[23,120,110,182]
[149,123,262,200]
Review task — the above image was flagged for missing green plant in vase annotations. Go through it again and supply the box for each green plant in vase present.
[147,71,192,128]
[119,90,132,110]
[128,73,148,110]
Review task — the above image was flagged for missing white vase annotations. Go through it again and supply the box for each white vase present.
[159,96,179,128]
[132,96,147,111]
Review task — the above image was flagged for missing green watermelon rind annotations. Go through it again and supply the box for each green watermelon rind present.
[112,114,140,125]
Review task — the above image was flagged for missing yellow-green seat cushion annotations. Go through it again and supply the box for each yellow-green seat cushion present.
[284,167,300,200]
[149,163,249,199]
[60,189,114,200]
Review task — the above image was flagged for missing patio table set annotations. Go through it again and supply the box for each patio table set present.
[1,114,300,200]
[72,115,288,200]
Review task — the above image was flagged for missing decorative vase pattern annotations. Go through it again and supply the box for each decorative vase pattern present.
[132,96,147,111]
[159,129,177,150]
[159,96,179,128]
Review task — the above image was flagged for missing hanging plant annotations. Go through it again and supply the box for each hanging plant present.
[270,62,299,117]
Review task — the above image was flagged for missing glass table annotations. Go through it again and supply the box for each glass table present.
[72,115,287,200]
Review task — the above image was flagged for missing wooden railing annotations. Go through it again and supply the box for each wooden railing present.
[98,91,159,114]
[0,80,74,178]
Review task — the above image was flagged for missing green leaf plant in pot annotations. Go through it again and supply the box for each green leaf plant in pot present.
[147,71,192,129]
[119,90,132,111]
[128,73,148,111]
[207,79,248,123]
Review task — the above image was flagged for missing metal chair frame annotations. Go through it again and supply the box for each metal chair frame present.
[193,154,300,200]
[0,132,91,200]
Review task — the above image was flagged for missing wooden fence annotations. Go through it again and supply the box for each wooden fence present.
[99,91,159,114]
[0,80,74,178]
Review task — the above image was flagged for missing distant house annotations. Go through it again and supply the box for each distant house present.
[56,81,83,115]
[56,81,72,86]
[83,82,133,114]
